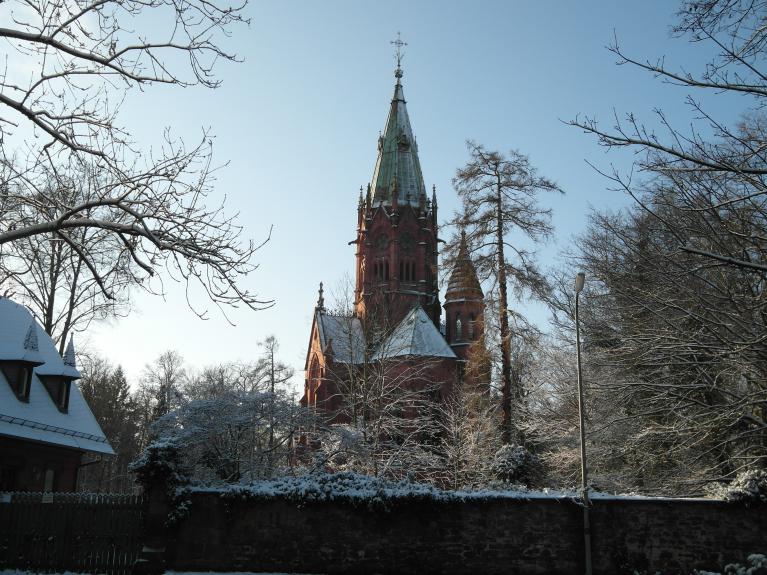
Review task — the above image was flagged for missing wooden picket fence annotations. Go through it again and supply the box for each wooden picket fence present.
[0,492,145,575]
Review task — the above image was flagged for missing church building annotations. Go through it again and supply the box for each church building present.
[301,55,486,419]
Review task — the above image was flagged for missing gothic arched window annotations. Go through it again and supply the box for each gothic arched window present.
[468,313,476,340]
[455,313,462,341]
[308,357,320,406]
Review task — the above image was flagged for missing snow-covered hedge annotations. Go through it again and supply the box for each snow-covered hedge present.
[186,471,598,512]
[716,469,767,504]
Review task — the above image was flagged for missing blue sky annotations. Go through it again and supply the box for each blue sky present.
[86,1,735,391]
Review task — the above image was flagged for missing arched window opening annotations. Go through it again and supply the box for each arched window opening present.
[455,313,462,341]
[375,260,390,283]
[308,358,320,406]
[399,260,418,283]
[468,313,476,340]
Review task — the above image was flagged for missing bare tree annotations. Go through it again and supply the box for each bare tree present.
[0,0,271,318]
[548,203,767,493]
[448,141,562,444]
[434,384,500,490]
[140,350,187,421]
[570,0,767,274]
[1,164,133,350]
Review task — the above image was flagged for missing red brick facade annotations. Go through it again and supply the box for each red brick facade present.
[302,70,487,419]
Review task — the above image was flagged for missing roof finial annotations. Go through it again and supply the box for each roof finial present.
[316,282,325,312]
[391,32,407,83]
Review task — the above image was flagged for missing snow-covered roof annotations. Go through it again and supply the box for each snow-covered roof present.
[0,306,45,365]
[372,306,457,360]
[316,311,366,364]
[0,298,114,455]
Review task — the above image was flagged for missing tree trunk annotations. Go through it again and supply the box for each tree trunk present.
[495,177,514,444]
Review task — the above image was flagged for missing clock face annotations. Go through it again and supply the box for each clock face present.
[375,234,389,251]
[400,232,414,254]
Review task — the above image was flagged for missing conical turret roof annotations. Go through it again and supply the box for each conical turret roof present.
[446,232,483,300]
[369,70,427,207]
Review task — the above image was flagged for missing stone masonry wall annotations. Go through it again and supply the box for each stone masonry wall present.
[167,493,766,575]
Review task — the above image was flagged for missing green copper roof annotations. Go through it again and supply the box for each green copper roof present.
[369,74,427,206]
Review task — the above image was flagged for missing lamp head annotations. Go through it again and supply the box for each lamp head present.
[575,272,585,294]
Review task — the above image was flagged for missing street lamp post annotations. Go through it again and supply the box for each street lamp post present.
[575,271,592,575]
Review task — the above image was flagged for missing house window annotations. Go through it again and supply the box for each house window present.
[39,375,72,413]
[455,313,462,341]
[43,469,55,492]
[1,362,33,402]
[468,313,476,340]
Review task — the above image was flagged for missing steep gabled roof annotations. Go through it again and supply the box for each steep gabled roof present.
[369,71,427,207]
[315,311,366,365]
[372,306,456,360]
[0,298,114,455]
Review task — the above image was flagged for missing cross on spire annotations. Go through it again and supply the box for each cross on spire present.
[391,32,407,80]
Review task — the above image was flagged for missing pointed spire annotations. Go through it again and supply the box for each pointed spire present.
[358,186,364,208]
[432,184,438,208]
[316,282,326,313]
[446,230,483,300]
[368,38,426,208]
[24,322,39,352]
[64,336,77,368]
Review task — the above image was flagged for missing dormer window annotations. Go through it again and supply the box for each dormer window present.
[1,361,33,402]
[39,375,73,413]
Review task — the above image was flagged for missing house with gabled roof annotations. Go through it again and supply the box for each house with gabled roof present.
[0,297,113,492]
[302,59,487,420]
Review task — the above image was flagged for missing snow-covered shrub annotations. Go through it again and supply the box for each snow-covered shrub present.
[318,424,371,471]
[696,553,767,575]
[492,444,539,484]
[716,469,767,504]
[148,389,312,484]
[129,437,188,490]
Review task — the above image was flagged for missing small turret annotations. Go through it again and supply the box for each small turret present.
[63,336,77,368]
[444,231,484,355]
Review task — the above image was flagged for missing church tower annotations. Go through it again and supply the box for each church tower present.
[353,51,441,330]
[444,231,485,383]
